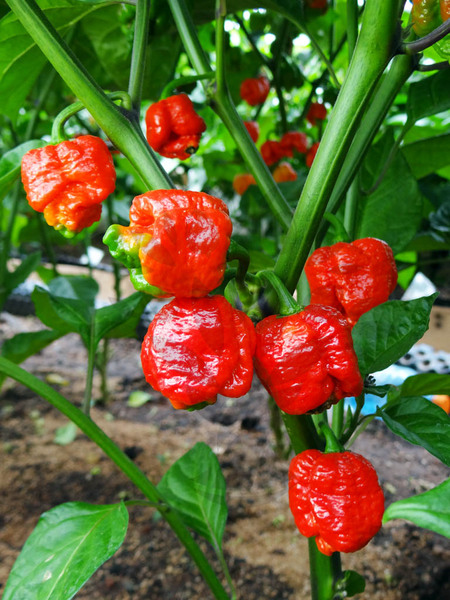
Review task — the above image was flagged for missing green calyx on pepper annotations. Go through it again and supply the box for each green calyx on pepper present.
[103,189,233,298]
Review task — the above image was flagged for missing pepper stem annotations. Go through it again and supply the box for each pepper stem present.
[160,72,216,99]
[322,212,351,243]
[256,269,302,316]
[318,420,345,453]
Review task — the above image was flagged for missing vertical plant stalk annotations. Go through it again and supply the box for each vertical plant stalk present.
[168,0,292,230]
[5,0,172,191]
[128,0,152,110]
[0,357,230,600]
[309,539,342,600]
[274,0,404,292]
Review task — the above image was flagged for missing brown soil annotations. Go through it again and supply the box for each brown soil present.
[1,312,449,600]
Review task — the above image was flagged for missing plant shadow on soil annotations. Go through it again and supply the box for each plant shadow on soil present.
[1,313,449,600]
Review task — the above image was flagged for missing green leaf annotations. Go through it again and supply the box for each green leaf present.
[157,442,227,548]
[383,479,450,538]
[1,329,63,365]
[401,373,450,397]
[0,0,107,120]
[378,396,450,466]
[96,292,149,343]
[352,295,438,375]
[357,132,423,254]
[0,140,45,197]
[53,421,78,445]
[3,502,128,600]
[335,570,366,597]
[47,276,98,332]
[402,134,450,180]
[406,70,450,124]
[32,287,77,335]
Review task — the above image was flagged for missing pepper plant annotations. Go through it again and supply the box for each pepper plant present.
[1,1,450,599]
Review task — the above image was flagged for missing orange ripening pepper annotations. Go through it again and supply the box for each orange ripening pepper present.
[289,450,384,555]
[306,141,320,167]
[254,304,363,415]
[240,75,270,106]
[145,93,206,160]
[305,237,398,327]
[103,190,232,298]
[306,102,327,126]
[442,0,450,20]
[244,120,260,143]
[432,395,450,413]
[279,131,308,156]
[273,162,297,183]
[21,135,116,233]
[233,173,256,195]
[141,296,256,410]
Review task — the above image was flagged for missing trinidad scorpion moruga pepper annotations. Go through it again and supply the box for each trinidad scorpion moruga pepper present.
[141,296,256,410]
[145,93,206,160]
[305,237,398,327]
[289,450,384,555]
[103,190,232,298]
[254,305,363,415]
[240,75,270,106]
[21,135,116,233]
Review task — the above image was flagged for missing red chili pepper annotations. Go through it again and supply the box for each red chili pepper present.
[304,237,398,327]
[103,190,232,298]
[306,102,327,126]
[289,449,384,555]
[240,75,270,106]
[244,120,260,143]
[306,142,320,167]
[260,140,284,166]
[141,296,256,410]
[233,173,256,195]
[145,93,206,160]
[21,135,116,233]
[306,0,329,10]
[273,162,297,183]
[279,131,308,156]
[254,305,363,415]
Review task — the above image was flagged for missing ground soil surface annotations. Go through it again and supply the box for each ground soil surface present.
[1,312,449,600]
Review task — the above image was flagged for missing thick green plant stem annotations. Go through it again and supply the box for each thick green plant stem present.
[0,357,230,600]
[317,51,415,246]
[309,538,342,600]
[128,0,151,109]
[5,0,172,191]
[274,0,404,292]
[167,0,292,230]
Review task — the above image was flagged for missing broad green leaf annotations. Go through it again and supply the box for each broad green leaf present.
[406,70,450,124]
[1,329,63,365]
[335,570,366,597]
[46,276,98,332]
[0,140,45,197]
[401,373,450,397]
[352,295,438,375]
[357,132,423,254]
[378,396,450,466]
[402,134,450,180]
[3,502,128,600]
[32,286,76,334]
[97,292,149,342]
[157,442,227,548]
[0,0,107,119]
[383,479,450,538]
[0,252,41,309]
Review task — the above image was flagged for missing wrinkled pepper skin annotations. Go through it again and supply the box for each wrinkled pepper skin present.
[279,131,308,156]
[244,120,260,143]
[306,102,327,126]
[240,75,270,106]
[233,173,256,195]
[261,140,284,166]
[145,93,206,160]
[21,135,116,233]
[254,305,363,415]
[411,0,442,36]
[305,237,398,327]
[273,162,297,183]
[289,450,384,555]
[104,190,232,298]
[141,296,256,410]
